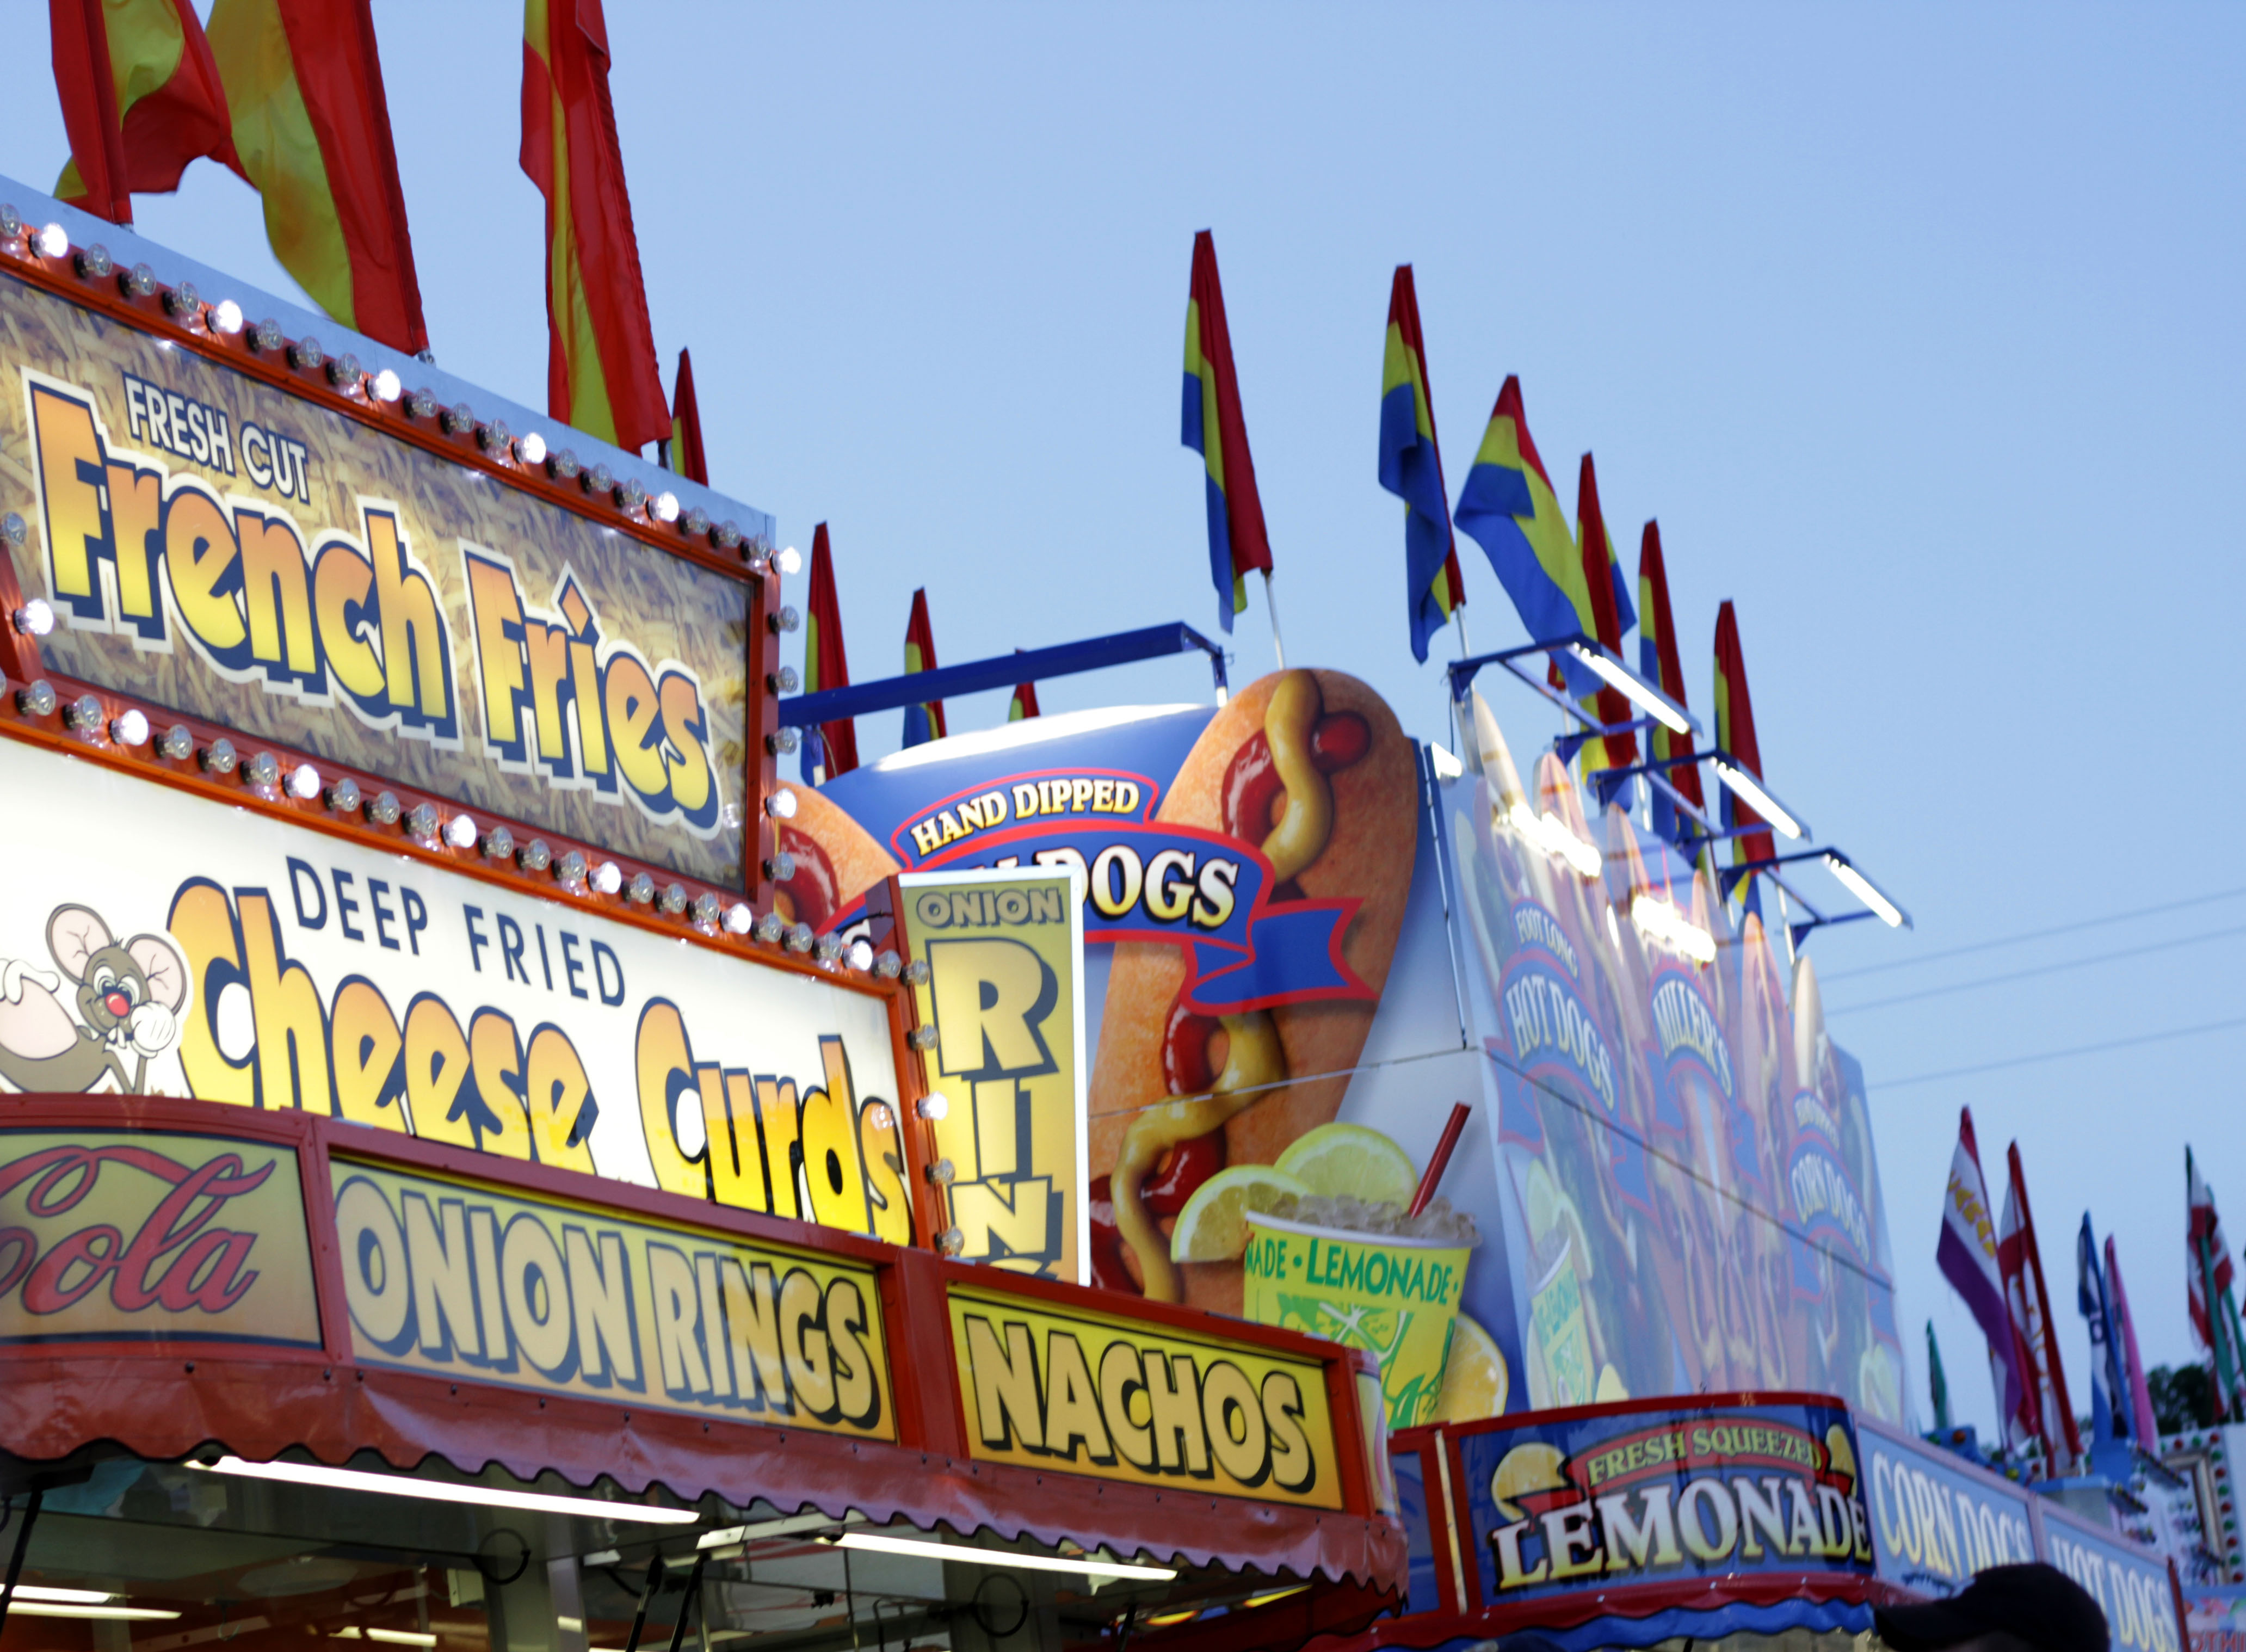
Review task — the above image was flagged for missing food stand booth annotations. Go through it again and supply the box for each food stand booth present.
[0,192,1402,1652]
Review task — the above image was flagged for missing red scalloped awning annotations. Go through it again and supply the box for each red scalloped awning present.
[0,1095,1404,1600]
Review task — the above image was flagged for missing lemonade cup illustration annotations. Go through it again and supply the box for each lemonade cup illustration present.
[1241,1209,1476,1429]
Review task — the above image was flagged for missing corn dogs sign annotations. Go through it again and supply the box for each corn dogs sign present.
[0,272,758,887]
[0,741,911,1249]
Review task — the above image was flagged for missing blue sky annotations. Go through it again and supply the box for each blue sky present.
[8,4,2242,1436]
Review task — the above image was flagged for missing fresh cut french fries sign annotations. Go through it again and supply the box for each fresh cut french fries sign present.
[897,866,1088,1283]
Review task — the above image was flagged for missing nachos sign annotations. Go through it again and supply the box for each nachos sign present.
[1454,1396,1875,1605]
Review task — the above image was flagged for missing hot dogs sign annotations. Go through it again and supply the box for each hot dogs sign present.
[0,270,756,887]
[0,738,910,1250]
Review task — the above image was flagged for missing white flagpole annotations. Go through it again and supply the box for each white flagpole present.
[1261,569,1285,670]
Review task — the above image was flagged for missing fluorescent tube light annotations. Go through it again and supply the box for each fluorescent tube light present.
[5,1587,120,1605]
[8,1604,180,1620]
[190,1457,699,1525]
[1710,759,1807,841]
[1566,643,1695,735]
[1631,893,1717,964]
[1505,800,1603,880]
[1427,742,1465,781]
[698,1511,859,1550]
[1825,855,1909,929]
[828,1530,1177,1582]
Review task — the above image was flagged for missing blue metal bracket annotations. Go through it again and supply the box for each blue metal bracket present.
[778,621,1229,728]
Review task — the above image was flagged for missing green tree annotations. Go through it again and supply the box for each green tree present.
[2149,1363,2212,1435]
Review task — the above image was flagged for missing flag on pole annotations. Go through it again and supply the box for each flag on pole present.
[664,347,707,485]
[205,0,428,354]
[800,523,856,782]
[2189,1149,2246,1421]
[1182,231,1272,633]
[1008,652,1040,722]
[1638,521,1706,847]
[520,0,668,452]
[1378,266,1466,663]
[902,588,945,748]
[2077,1212,2129,1455]
[52,0,238,225]
[1928,1321,1952,1434]
[1938,1106,2028,1452]
[1452,378,1605,700]
[1712,601,1776,906]
[1571,454,1639,784]
[2000,1144,2082,1474]
[2105,1235,2161,1450]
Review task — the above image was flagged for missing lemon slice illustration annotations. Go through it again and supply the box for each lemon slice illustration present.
[1169,1164,1309,1263]
[1825,1423,1858,1484]
[1430,1314,1509,1423]
[1276,1123,1416,1207]
[1491,1441,1569,1522]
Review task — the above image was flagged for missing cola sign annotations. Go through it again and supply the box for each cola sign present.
[0,1131,318,1346]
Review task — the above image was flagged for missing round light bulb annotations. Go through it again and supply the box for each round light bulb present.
[724,902,753,935]
[286,763,321,800]
[592,860,622,895]
[516,431,547,467]
[776,545,803,577]
[211,299,244,335]
[652,491,680,523]
[370,368,402,403]
[848,939,874,972]
[36,224,67,260]
[13,599,54,637]
[766,787,798,819]
[110,708,149,747]
[443,813,478,849]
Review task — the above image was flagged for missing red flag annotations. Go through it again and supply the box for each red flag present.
[1182,231,1273,630]
[902,589,945,747]
[802,523,856,780]
[2000,1144,2082,1472]
[1712,600,1775,870]
[52,0,239,225]
[666,347,708,485]
[1572,454,1638,777]
[520,0,668,452]
[1008,655,1040,723]
[207,0,429,355]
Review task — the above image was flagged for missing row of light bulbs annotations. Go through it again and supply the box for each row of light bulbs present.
[2,211,788,568]
[3,658,883,985]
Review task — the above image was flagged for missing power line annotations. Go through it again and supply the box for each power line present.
[1828,922,2246,1015]
[1818,885,2246,983]
[1879,1014,2246,1090]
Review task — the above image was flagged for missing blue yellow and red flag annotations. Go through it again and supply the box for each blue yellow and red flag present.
[1637,520,1705,847]
[802,522,857,782]
[1571,453,1639,783]
[1452,378,1604,698]
[206,0,428,354]
[1008,662,1040,723]
[1182,231,1273,632]
[1378,265,1466,664]
[1713,599,1775,878]
[665,347,708,485]
[52,0,238,225]
[520,0,668,452]
[902,588,946,748]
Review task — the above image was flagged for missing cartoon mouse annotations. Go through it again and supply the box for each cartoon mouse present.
[0,906,189,1095]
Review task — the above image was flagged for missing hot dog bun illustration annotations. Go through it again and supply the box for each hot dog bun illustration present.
[771,784,899,933]
[1088,668,1416,1304]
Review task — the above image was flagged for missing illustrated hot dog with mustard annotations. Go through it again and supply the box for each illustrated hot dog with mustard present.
[770,784,899,934]
[1087,669,1415,1306]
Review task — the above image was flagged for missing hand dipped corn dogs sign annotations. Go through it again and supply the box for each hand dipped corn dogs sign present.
[0,741,910,1247]
[797,668,1905,1431]
[0,269,758,887]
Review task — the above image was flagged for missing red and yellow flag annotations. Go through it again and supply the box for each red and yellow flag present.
[1182,231,1273,632]
[1008,655,1040,723]
[206,0,428,354]
[665,347,708,485]
[902,589,946,748]
[1572,454,1638,781]
[52,0,238,225]
[520,0,667,452]
[1712,599,1774,872]
[1636,520,1704,847]
[802,522,857,781]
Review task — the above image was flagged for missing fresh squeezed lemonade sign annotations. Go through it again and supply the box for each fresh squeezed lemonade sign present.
[0,743,911,1247]
[3,273,753,886]
[334,1161,892,1437]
